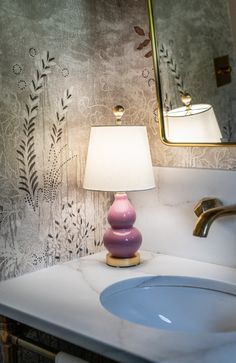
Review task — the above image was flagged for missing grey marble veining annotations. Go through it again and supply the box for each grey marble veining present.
[1,251,236,362]
[129,166,236,268]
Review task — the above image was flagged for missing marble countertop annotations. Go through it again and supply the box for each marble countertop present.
[1,251,236,363]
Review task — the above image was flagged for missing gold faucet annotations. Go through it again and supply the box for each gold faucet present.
[193,197,236,237]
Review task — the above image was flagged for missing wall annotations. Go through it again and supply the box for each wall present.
[228,0,236,58]
[153,0,236,141]
[130,166,236,267]
[0,0,236,282]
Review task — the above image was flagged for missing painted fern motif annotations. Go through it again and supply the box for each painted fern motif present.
[46,201,101,264]
[133,28,185,95]
[159,43,185,95]
[163,92,173,112]
[50,88,73,147]
[222,119,233,142]
[43,146,76,203]
[17,51,55,210]
[43,88,75,203]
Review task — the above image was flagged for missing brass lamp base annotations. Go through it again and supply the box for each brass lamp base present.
[106,252,140,267]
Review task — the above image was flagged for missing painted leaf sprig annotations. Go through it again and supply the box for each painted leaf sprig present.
[43,87,75,203]
[134,26,152,58]
[47,201,100,262]
[50,87,73,146]
[43,145,76,203]
[222,120,232,142]
[17,51,56,210]
[159,43,184,95]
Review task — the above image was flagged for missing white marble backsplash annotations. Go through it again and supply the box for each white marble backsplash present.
[129,166,236,268]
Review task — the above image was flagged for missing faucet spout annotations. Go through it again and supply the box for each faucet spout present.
[193,198,236,237]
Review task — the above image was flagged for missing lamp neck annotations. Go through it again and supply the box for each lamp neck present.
[114,192,127,199]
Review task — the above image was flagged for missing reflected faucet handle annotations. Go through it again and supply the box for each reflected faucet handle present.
[194,197,223,217]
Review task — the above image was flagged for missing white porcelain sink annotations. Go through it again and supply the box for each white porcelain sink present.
[100,276,236,333]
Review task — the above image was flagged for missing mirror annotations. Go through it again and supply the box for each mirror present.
[148,0,236,145]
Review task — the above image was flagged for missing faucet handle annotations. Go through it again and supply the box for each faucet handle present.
[194,197,223,217]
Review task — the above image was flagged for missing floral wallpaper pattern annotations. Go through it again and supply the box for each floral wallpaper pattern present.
[1,1,236,362]
[0,0,236,280]
[152,0,236,141]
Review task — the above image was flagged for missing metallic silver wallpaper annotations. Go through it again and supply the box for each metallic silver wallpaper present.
[0,0,236,282]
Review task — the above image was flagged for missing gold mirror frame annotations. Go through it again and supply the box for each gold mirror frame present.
[147,0,236,147]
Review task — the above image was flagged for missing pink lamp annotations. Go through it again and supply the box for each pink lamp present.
[83,109,155,267]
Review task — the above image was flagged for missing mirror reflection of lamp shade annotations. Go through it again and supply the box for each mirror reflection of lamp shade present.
[164,104,222,143]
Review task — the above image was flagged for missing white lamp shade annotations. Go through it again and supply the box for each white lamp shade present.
[164,104,222,143]
[83,126,155,192]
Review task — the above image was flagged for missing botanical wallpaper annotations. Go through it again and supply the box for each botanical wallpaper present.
[0,0,236,285]
[153,0,236,141]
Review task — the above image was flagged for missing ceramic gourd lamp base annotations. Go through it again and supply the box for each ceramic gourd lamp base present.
[103,192,142,267]
[83,123,155,267]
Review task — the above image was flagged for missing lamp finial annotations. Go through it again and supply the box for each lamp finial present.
[113,105,124,125]
[181,93,192,114]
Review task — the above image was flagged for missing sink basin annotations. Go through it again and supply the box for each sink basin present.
[100,276,236,333]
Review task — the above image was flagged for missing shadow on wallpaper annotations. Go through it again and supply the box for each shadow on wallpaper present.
[0,0,236,284]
